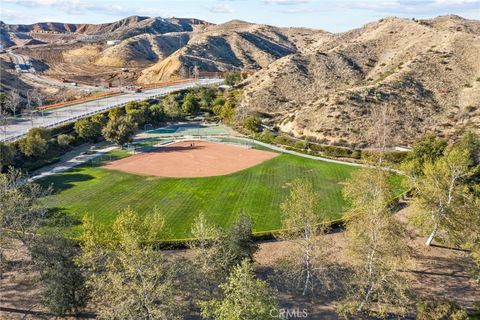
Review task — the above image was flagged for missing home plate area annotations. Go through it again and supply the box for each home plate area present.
[103,140,278,178]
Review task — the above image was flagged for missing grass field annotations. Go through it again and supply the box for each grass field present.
[39,149,399,240]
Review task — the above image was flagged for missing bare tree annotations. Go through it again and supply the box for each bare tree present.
[8,89,21,117]
[276,179,334,297]
[365,101,396,165]
[338,168,412,317]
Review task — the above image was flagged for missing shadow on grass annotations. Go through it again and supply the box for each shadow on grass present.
[80,151,130,168]
[40,172,95,194]
[43,207,82,229]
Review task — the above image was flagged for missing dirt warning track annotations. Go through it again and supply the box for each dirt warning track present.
[103,140,278,178]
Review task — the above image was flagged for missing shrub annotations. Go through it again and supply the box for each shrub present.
[224,70,242,86]
[294,140,307,150]
[259,131,274,144]
[57,134,75,147]
[274,135,295,146]
[243,116,261,133]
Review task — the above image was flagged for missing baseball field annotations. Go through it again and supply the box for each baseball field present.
[39,138,402,240]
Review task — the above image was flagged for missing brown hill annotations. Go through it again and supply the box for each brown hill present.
[240,15,480,147]
[0,16,210,48]
[138,20,327,83]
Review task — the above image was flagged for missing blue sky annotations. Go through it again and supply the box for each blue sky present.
[1,0,479,32]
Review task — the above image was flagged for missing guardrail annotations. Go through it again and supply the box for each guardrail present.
[1,80,224,143]
[37,91,123,110]
[139,78,195,90]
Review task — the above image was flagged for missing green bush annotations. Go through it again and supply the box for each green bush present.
[259,131,274,144]
[294,140,307,150]
[57,134,75,147]
[224,70,242,86]
[274,135,295,146]
[243,116,261,133]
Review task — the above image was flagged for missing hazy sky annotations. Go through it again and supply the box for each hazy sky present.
[1,0,479,32]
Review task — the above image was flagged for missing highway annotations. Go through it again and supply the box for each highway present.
[0,78,223,142]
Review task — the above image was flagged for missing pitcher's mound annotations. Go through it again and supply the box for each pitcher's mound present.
[103,140,278,178]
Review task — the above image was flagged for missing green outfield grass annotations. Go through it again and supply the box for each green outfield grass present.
[39,150,401,240]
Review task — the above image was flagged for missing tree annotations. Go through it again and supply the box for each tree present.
[0,93,9,138]
[278,179,333,297]
[0,92,8,111]
[162,93,182,118]
[408,146,475,246]
[125,101,149,125]
[338,169,411,317]
[182,92,199,114]
[224,70,242,86]
[18,127,50,157]
[404,135,448,176]
[196,86,217,109]
[108,107,125,119]
[80,208,180,320]
[0,142,15,170]
[201,259,278,320]
[30,234,88,316]
[102,115,137,146]
[74,115,106,142]
[147,103,165,124]
[7,89,21,117]
[213,99,236,123]
[189,213,222,272]
[459,131,480,183]
[217,213,258,273]
[0,169,50,275]
[186,213,225,301]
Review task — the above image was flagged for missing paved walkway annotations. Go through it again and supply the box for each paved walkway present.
[29,133,401,181]
[234,136,363,167]
[30,144,118,181]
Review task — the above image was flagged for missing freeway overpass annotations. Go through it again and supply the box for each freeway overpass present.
[0,78,223,142]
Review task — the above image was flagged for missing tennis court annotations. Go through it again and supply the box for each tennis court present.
[143,122,230,137]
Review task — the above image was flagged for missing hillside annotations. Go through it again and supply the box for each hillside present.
[0,16,209,47]
[1,15,479,146]
[138,21,327,82]
[240,15,480,147]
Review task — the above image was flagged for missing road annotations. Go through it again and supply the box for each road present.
[7,51,104,91]
[0,78,223,142]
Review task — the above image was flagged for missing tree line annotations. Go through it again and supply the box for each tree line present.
[1,132,479,319]
[0,86,242,173]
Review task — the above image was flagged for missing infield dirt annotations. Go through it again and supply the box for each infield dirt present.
[103,140,278,178]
